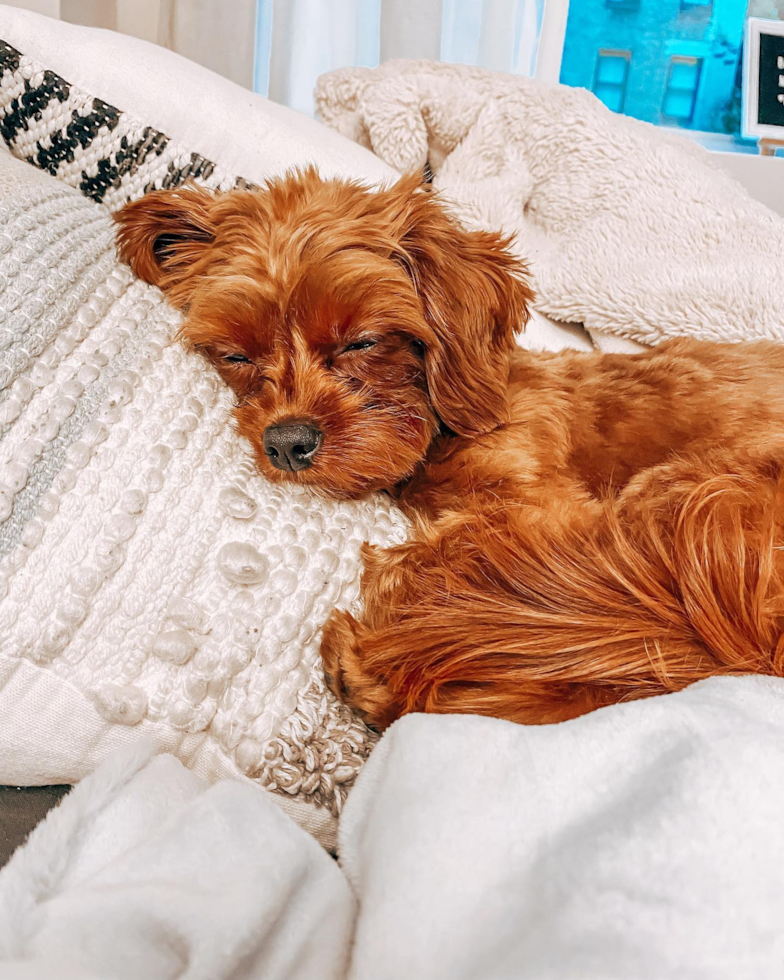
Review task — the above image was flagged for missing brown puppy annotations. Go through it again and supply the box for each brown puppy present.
[116,169,784,729]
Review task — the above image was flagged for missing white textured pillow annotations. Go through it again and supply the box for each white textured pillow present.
[0,148,408,848]
[0,5,393,189]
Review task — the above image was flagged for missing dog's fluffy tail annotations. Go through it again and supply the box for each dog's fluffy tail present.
[365,468,784,724]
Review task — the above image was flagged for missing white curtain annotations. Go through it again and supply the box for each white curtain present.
[157,0,257,88]
[263,0,546,113]
[474,0,539,76]
[10,0,553,110]
[380,0,444,60]
[9,0,258,89]
[267,0,381,114]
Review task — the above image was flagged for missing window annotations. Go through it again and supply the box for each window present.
[662,55,703,123]
[559,0,758,152]
[593,50,631,113]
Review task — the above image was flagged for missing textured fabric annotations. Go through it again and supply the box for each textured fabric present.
[2,677,784,978]
[338,676,784,979]
[0,743,354,980]
[0,148,409,845]
[315,60,784,348]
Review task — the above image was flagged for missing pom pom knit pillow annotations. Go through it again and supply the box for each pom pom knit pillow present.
[0,11,403,848]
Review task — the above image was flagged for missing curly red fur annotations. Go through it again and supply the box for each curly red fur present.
[116,169,784,728]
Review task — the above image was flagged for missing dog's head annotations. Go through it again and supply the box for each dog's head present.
[115,169,532,497]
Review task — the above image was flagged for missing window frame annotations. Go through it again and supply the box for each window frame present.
[592,48,631,114]
[679,0,713,11]
[534,0,571,83]
[742,16,784,140]
[661,54,703,124]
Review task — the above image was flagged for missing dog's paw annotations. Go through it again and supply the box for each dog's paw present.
[319,609,401,731]
[320,608,359,702]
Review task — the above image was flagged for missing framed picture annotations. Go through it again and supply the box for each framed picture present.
[742,17,784,141]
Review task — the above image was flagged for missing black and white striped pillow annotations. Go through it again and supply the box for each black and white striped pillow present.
[0,40,254,211]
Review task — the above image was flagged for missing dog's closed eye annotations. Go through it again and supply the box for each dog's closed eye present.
[340,339,377,355]
[223,353,253,364]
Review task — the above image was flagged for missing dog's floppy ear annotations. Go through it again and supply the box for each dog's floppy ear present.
[383,175,532,437]
[114,185,217,308]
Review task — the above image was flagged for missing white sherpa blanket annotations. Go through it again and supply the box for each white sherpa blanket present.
[315,60,784,348]
[1,676,783,979]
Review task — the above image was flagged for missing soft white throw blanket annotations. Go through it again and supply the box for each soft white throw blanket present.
[315,60,784,349]
[2,675,783,979]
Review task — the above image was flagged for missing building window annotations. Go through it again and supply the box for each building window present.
[605,0,640,10]
[593,50,631,113]
[662,56,703,122]
[560,0,755,152]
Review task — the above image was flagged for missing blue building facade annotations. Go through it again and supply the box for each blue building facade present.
[560,0,748,135]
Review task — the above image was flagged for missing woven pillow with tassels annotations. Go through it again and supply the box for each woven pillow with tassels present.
[0,29,405,849]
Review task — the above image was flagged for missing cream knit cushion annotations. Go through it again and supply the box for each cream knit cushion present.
[0,148,408,847]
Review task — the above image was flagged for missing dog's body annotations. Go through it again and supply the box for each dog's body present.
[116,170,784,729]
[322,339,784,726]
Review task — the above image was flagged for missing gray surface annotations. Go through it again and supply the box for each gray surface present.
[0,784,70,868]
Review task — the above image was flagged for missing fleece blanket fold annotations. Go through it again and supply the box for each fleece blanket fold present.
[2,676,783,979]
[0,742,355,980]
[315,60,784,348]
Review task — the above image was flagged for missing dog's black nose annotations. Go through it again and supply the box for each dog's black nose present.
[263,423,323,472]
